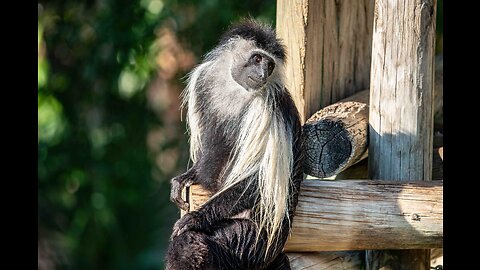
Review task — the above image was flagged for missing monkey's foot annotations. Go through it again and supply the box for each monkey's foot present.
[171,211,206,240]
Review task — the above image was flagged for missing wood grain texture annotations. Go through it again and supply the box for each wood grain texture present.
[367,0,437,268]
[366,249,431,270]
[430,248,443,268]
[286,248,442,269]
[303,90,369,178]
[276,0,374,123]
[432,147,443,181]
[185,179,443,252]
[335,148,443,180]
[288,251,364,269]
[434,54,443,125]
[368,0,437,182]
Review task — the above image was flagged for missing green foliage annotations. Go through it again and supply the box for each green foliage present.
[38,0,276,269]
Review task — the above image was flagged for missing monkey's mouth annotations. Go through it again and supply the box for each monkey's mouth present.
[247,76,267,89]
[248,75,261,82]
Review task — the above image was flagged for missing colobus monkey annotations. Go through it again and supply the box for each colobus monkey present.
[166,19,304,270]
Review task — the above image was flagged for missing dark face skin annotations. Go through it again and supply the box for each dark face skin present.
[232,52,275,91]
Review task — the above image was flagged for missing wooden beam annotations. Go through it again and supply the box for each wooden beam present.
[276,0,374,123]
[185,179,443,252]
[303,90,369,178]
[367,0,437,268]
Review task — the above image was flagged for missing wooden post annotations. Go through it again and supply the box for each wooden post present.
[367,0,437,269]
[276,0,374,123]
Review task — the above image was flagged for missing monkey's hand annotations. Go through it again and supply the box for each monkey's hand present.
[170,169,196,211]
[170,211,207,240]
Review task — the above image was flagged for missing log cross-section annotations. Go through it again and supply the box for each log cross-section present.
[184,179,443,252]
[303,90,370,178]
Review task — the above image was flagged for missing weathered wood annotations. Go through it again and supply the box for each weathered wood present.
[367,0,437,268]
[335,158,370,180]
[304,54,443,178]
[366,249,431,270]
[303,90,369,178]
[180,183,188,217]
[288,251,365,269]
[434,54,443,125]
[276,0,374,123]
[366,249,443,270]
[432,147,443,181]
[286,249,442,269]
[430,248,443,268]
[335,146,443,180]
[185,179,443,252]
[368,0,437,181]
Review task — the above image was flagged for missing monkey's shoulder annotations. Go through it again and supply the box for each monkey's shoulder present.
[276,89,302,130]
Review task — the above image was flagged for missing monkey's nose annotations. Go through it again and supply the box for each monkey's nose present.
[262,61,274,80]
[267,61,275,76]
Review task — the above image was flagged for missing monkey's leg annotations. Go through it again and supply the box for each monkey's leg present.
[170,167,197,211]
[265,253,291,270]
[208,219,288,270]
[172,179,258,238]
[165,230,215,270]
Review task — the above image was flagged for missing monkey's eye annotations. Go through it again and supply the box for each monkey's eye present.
[252,54,263,63]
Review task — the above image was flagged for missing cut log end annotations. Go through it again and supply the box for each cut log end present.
[303,119,353,177]
[303,90,370,178]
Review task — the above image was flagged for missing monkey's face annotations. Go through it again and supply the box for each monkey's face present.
[231,50,276,91]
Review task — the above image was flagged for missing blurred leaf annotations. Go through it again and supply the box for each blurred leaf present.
[38,94,66,145]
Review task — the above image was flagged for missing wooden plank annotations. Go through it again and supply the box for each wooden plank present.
[367,0,437,268]
[185,179,443,252]
[276,0,374,123]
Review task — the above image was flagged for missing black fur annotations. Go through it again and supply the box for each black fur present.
[219,19,286,62]
[166,20,303,270]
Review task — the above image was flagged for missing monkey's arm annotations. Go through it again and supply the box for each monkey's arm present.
[171,178,258,239]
